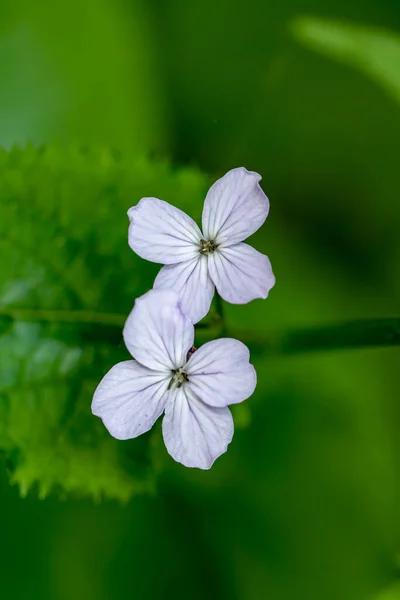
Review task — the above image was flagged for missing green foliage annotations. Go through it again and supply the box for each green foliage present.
[291,17,400,105]
[1,2,399,599]
[0,145,209,500]
[376,582,400,600]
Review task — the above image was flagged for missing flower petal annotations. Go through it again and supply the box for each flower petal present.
[208,242,275,304]
[185,338,256,407]
[128,198,202,264]
[153,256,215,324]
[123,289,194,371]
[92,360,169,440]
[162,387,234,469]
[201,167,270,246]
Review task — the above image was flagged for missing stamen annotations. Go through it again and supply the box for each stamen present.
[168,369,189,390]
[200,239,218,254]
[186,345,197,361]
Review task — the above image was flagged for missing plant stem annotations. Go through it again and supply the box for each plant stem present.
[0,307,211,331]
[0,307,127,327]
[215,293,224,321]
[1,308,400,355]
[245,318,400,356]
[282,318,400,353]
[214,293,228,334]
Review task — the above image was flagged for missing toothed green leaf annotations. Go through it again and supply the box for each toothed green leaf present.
[0,145,209,500]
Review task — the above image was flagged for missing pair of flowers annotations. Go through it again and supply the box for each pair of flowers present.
[92,168,275,469]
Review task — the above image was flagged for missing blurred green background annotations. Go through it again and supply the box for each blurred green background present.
[0,0,399,599]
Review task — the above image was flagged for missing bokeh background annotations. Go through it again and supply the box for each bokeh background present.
[0,0,399,599]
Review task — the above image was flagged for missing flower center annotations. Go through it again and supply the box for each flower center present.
[168,368,189,390]
[200,238,218,255]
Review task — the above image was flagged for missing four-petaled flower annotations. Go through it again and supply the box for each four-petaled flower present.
[128,167,275,323]
[92,289,256,469]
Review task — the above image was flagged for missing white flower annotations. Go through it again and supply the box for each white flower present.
[128,167,275,323]
[92,289,256,469]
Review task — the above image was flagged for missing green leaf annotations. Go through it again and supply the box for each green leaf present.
[291,17,400,105]
[0,145,209,500]
[376,582,400,600]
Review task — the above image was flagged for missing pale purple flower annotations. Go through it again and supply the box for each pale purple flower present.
[128,167,275,323]
[92,289,256,469]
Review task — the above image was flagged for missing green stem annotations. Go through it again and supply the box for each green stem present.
[0,307,127,327]
[282,318,400,353]
[214,293,228,334]
[0,307,211,330]
[215,293,224,320]
[1,308,400,355]
[246,318,400,356]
